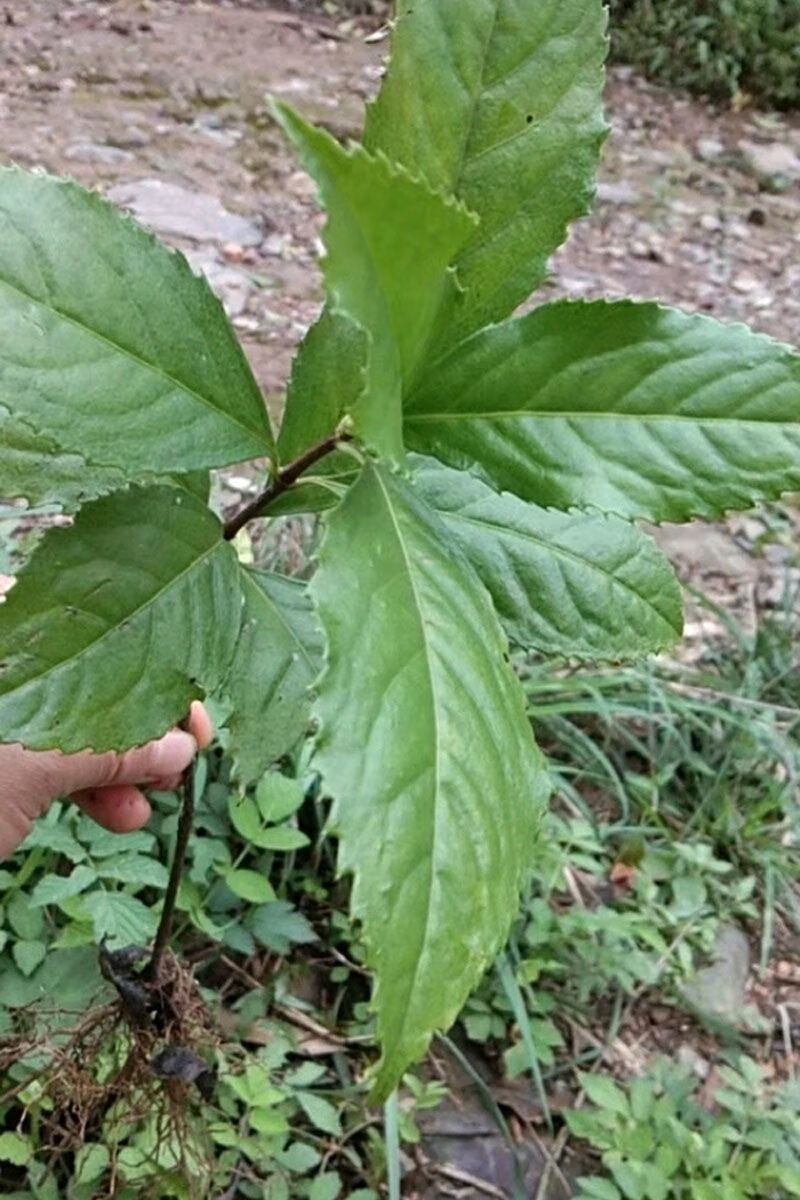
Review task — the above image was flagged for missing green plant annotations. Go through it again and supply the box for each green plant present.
[607,0,800,109]
[568,1056,800,1199]
[458,605,800,1091]
[2,0,800,1108]
[526,589,800,960]
[0,745,389,1198]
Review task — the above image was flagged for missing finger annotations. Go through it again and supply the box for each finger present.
[187,701,214,750]
[56,729,198,795]
[72,785,152,833]
[0,806,35,861]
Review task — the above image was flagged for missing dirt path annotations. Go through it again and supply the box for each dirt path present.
[4,1,800,374]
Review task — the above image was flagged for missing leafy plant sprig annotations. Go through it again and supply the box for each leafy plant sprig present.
[1,0,800,1100]
[569,1056,800,1199]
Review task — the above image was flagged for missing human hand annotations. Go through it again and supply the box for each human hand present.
[0,701,213,859]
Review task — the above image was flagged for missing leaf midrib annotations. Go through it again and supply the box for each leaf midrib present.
[374,468,441,1046]
[0,533,225,702]
[406,410,800,426]
[0,276,271,451]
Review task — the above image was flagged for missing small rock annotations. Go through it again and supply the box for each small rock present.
[553,272,598,297]
[194,82,233,108]
[732,273,759,294]
[106,126,151,150]
[677,1043,710,1079]
[28,78,63,93]
[287,169,317,200]
[225,475,258,495]
[631,236,669,264]
[107,179,262,246]
[185,249,253,318]
[263,231,295,258]
[190,115,241,147]
[760,568,800,606]
[64,141,133,165]
[222,241,244,263]
[160,97,194,123]
[639,148,676,169]
[730,277,774,308]
[739,140,800,185]
[671,199,701,217]
[680,923,751,1027]
[728,219,753,240]
[732,516,766,543]
[696,136,725,163]
[233,314,261,333]
[596,180,640,205]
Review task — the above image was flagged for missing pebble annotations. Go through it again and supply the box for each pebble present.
[696,136,725,162]
[106,126,151,150]
[222,242,245,263]
[185,248,253,318]
[677,1043,710,1079]
[739,139,800,184]
[64,141,133,165]
[107,179,262,246]
[595,179,641,205]
[733,273,760,293]
[680,924,751,1028]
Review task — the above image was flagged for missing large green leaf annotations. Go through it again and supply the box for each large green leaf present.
[0,485,240,752]
[411,458,682,659]
[277,306,367,464]
[0,167,273,503]
[364,0,608,344]
[406,300,800,523]
[312,462,548,1098]
[272,103,476,459]
[227,569,323,784]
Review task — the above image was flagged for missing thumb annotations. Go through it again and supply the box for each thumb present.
[54,729,199,796]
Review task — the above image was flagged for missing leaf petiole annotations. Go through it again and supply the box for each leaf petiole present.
[223,430,352,540]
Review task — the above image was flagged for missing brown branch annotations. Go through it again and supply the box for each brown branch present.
[223,431,350,540]
[147,758,195,981]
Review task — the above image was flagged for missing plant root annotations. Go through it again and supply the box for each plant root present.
[0,946,220,1171]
